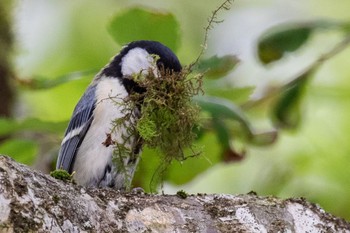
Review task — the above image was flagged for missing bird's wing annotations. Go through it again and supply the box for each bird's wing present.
[56,84,97,173]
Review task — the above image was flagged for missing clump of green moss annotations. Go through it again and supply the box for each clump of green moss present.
[50,169,75,183]
[109,65,203,190]
[176,189,188,199]
[134,67,202,161]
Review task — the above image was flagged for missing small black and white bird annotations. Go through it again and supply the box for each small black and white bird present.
[56,40,181,189]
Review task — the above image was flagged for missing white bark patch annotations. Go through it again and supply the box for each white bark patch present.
[0,195,11,221]
[236,207,267,233]
[287,202,330,232]
[126,206,176,232]
[62,220,79,233]
[106,201,123,229]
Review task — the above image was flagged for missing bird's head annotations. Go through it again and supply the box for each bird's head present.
[102,40,181,93]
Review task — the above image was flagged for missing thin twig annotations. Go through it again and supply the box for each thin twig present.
[189,0,234,70]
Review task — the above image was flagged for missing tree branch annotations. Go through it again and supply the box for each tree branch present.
[0,155,349,232]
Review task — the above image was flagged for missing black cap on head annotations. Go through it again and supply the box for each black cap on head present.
[127,41,181,73]
[103,40,181,78]
[101,40,181,94]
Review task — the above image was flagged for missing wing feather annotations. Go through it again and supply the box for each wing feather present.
[56,84,97,172]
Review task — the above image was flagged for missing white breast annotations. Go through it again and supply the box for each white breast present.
[73,77,129,186]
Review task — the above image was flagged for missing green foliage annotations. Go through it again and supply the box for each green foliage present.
[258,26,312,64]
[108,8,180,51]
[211,117,244,162]
[196,95,249,159]
[193,55,239,79]
[196,96,252,137]
[257,21,350,64]
[272,69,310,128]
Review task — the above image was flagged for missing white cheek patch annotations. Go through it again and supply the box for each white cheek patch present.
[121,48,158,77]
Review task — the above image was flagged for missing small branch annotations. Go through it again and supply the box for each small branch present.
[316,34,350,64]
[190,0,235,70]
[243,34,350,109]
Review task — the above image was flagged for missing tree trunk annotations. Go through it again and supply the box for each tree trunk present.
[0,155,349,233]
[0,1,14,120]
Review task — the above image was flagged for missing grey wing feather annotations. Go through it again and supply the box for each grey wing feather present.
[56,84,97,172]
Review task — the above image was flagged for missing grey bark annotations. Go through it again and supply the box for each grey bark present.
[0,155,349,233]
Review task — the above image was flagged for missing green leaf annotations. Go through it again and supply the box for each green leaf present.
[195,95,253,137]
[258,25,312,64]
[108,8,180,52]
[0,118,67,136]
[257,20,350,64]
[272,70,311,128]
[212,118,245,162]
[194,55,239,79]
[212,118,230,149]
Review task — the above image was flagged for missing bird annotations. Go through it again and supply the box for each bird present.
[56,40,182,190]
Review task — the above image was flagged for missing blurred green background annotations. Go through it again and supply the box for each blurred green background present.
[2,0,350,221]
